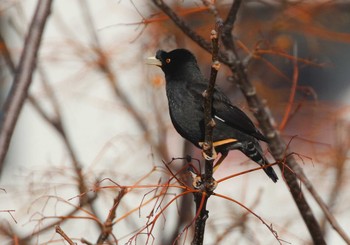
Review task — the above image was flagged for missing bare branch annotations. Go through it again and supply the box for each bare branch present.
[0,0,53,175]
[151,0,211,53]
[297,168,350,244]
[218,2,326,244]
[192,25,221,245]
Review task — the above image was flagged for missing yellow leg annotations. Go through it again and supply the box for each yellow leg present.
[198,138,236,161]
[213,138,237,147]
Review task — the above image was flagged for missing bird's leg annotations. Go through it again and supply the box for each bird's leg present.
[213,152,228,172]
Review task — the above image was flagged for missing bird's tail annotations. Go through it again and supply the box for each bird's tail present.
[244,141,278,183]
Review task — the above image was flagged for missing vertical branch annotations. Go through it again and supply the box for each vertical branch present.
[219,2,326,245]
[191,192,208,245]
[0,0,53,175]
[1,4,105,241]
[192,25,221,245]
[202,28,220,177]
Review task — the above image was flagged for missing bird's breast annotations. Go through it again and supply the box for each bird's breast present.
[166,85,204,145]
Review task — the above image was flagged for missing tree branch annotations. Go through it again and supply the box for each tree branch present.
[0,0,53,175]
[55,225,75,245]
[192,25,221,245]
[219,2,326,244]
[152,0,211,53]
[96,189,126,244]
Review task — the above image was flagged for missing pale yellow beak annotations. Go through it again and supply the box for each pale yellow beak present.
[146,56,162,66]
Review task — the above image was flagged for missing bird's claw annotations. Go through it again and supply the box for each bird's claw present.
[192,176,203,189]
[199,142,218,161]
[192,175,218,192]
[207,178,218,192]
[202,150,217,161]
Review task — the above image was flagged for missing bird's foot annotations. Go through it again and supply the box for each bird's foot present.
[206,177,218,192]
[199,142,218,161]
[192,176,203,189]
[202,150,217,161]
[191,175,218,192]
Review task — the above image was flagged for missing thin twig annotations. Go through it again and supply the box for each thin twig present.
[20,194,98,242]
[214,193,283,244]
[0,0,53,175]
[96,189,126,244]
[56,225,75,245]
[161,142,195,245]
[279,43,299,131]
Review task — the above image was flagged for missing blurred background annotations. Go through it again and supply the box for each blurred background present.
[0,0,349,244]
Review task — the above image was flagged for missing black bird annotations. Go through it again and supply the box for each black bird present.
[147,49,278,183]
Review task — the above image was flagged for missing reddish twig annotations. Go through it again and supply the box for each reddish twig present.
[96,189,126,244]
[279,43,299,131]
[55,225,75,245]
[214,193,283,244]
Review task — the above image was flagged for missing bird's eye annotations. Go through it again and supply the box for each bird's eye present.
[165,58,171,64]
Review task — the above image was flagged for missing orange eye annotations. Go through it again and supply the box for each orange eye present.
[165,58,171,64]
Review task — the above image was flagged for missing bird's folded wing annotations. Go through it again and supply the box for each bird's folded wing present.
[188,83,267,142]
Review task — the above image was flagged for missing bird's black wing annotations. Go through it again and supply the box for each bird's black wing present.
[188,83,267,142]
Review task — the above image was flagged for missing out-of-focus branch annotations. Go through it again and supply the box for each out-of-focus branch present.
[321,120,349,239]
[297,165,350,244]
[279,44,299,131]
[1,6,95,207]
[27,92,89,205]
[0,11,102,241]
[79,1,169,161]
[151,0,211,54]
[0,0,53,175]
[19,193,97,243]
[0,34,16,72]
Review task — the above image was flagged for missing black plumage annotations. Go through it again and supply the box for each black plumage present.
[149,48,278,183]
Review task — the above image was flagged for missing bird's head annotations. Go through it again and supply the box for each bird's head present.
[147,49,199,77]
